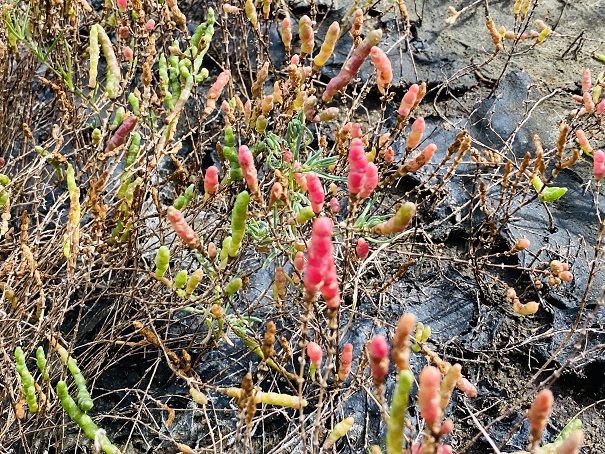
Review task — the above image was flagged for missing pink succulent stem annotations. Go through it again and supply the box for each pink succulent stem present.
[294,251,306,273]
[338,343,353,381]
[594,150,605,181]
[281,18,292,54]
[329,197,340,213]
[398,84,420,117]
[528,389,554,448]
[306,172,325,214]
[167,206,200,248]
[105,116,137,154]
[204,71,230,117]
[298,15,314,56]
[368,335,390,384]
[418,366,442,426]
[306,341,323,366]
[204,166,219,195]
[406,117,426,150]
[303,218,339,308]
[370,46,392,94]
[347,138,378,198]
[322,30,382,103]
[576,129,593,155]
[238,145,259,194]
[356,238,369,258]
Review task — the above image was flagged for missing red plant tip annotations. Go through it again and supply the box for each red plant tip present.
[306,342,322,366]
[270,182,283,200]
[398,83,420,117]
[283,149,292,162]
[321,260,340,309]
[576,129,593,155]
[594,150,605,181]
[457,377,477,397]
[418,366,442,425]
[290,54,300,65]
[145,19,156,30]
[304,217,338,307]
[368,335,390,382]
[356,238,369,258]
[437,445,453,454]
[597,99,605,115]
[281,18,292,52]
[118,26,129,39]
[338,343,353,381]
[368,335,389,359]
[221,100,231,115]
[116,0,127,11]
[513,238,530,252]
[528,389,554,433]
[105,116,137,154]
[204,166,219,195]
[583,92,595,114]
[123,46,134,61]
[238,145,259,193]
[294,251,306,272]
[167,206,200,249]
[348,138,366,194]
[384,148,395,162]
[330,197,340,213]
[406,117,426,150]
[439,419,454,436]
[347,138,378,198]
[207,242,217,259]
[306,172,325,214]
[370,46,392,94]
[351,123,362,139]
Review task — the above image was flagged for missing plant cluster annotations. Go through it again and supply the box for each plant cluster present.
[0,0,603,452]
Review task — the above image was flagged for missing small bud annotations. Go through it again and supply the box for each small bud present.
[511,238,530,252]
[116,0,127,12]
[123,46,134,61]
[356,238,369,258]
[145,19,156,30]
[306,342,322,366]
[118,26,129,39]
[329,197,340,213]
[207,242,217,259]
[294,251,306,272]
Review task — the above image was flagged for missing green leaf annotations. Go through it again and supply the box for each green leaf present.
[539,186,567,202]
